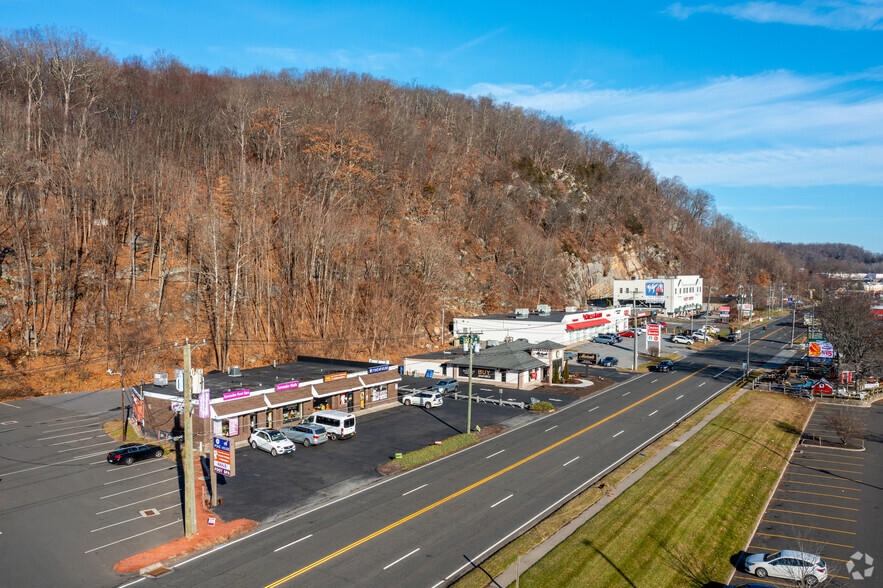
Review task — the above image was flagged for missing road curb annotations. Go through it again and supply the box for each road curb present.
[493,385,750,587]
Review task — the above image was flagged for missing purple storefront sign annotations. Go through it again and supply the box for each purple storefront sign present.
[275,381,300,392]
[199,389,211,418]
[223,389,251,401]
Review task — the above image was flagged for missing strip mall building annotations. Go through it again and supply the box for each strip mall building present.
[132,356,401,449]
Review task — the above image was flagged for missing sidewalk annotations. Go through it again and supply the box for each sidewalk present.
[492,386,751,587]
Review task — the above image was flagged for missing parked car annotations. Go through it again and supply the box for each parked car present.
[107,443,165,466]
[594,334,617,345]
[248,428,296,456]
[431,378,458,393]
[744,550,827,586]
[633,326,647,335]
[671,335,693,345]
[656,321,667,328]
[692,332,714,342]
[610,332,623,342]
[619,330,636,338]
[599,356,618,367]
[280,423,328,447]
[563,351,577,361]
[302,410,356,440]
[654,360,674,372]
[401,390,444,408]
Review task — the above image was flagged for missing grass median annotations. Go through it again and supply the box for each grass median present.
[511,390,808,587]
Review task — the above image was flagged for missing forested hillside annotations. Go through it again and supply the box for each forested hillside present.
[0,28,798,397]
[774,242,883,274]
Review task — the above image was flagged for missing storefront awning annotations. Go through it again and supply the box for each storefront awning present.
[359,371,402,387]
[566,318,610,330]
[211,395,270,419]
[312,378,365,399]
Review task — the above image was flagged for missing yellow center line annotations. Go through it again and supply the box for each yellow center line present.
[771,498,858,511]
[755,532,853,548]
[766,508,857,523]
[264,366,710,587]
[781,479,861,492]
[748,324,788,346]
[761,519,856,534]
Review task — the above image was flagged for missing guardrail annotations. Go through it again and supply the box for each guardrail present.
[451,391,526,409]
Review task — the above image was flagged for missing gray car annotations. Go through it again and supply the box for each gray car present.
[280,424,328,447]
[431,378,458,393]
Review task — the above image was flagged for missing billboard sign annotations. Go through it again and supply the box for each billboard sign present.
[213,437,233,476]
[808,341,834,359]
[645,281,665,299]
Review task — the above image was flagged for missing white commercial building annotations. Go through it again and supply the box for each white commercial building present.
[452,306,634,346]
[612,275,704,316]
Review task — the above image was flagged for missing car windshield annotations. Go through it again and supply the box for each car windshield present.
[763,551,781,562]
[268,431,286,441]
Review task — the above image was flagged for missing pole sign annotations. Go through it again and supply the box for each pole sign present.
[213,437,234,476]
[198,389,210,418]
[646,323,661,342]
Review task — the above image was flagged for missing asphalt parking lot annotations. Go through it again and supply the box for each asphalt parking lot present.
[731,402,880,587]
[211,383,582,523]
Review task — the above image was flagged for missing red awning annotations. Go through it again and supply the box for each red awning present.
[566,318,610,330]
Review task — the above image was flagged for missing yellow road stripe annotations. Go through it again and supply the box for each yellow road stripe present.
[748,325,788,346]
[788,464,863,475]
[778,489,859,500]
[732,573,796,587]
[748,546,850,563]
[762,519,856,534]
[756,532,853,548]
[265,366,710,587]
[797,450,864,460]
[771,498,858,511]
[786,471,862,483]
[766,508,856,523]
[781,479,861,491]
[792,456,864,467]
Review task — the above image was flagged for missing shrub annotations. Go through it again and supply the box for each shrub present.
[562,362,570,380]
[530,401,555,412]
[552,364,560,383]
[398,433,478,470]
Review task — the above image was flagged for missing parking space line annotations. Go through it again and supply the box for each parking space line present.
[38,420,101,433]
[777,489,859,500]
[104,466,176,485]
[84,519,182,554]
[786,471,861,483]
[773,498,858,511]
[100,477,180,499]
[798,450,864,460]
[50,435,100,445]
[91,504,180,533]
[755,532,853,548]
[781,480,861,492]
[58,440,117,453]
[761,519,856,535]
[792,456,864,468]
[731,574,796,587]
[747,545,851,563]
[0,449,113,476]
[38,429,103,441]
[766,508,857,523]
[96,490,181,514]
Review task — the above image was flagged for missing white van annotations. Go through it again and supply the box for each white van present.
[302,410,356,440]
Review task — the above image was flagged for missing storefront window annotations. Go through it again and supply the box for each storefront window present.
[221,419,229,436]
[371,385,388,402]
[282,404,301,423]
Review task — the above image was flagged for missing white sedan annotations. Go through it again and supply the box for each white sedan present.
[401,390,444,408]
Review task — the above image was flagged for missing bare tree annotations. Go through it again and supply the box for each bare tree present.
[825,407,868,445]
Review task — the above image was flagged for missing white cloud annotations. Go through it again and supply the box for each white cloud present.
[666,1,883,31]
[461,69,883,187]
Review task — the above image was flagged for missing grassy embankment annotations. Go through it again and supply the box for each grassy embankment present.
[509,390,808,587]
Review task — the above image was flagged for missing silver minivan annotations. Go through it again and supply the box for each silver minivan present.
[301,410,356,440]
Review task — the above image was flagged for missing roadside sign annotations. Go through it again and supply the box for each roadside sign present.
[646,323,661,342]
[213,437,234,476]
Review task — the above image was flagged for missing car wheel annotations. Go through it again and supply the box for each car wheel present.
[303,439,311,447]
[271,448,278,456]
[124,456,134,466]
[154,449,163,459]
[404,399,411,406]
[754,568,767,578]
[329,433,337,441]
[251,441,258,450]
[805,575,818,587]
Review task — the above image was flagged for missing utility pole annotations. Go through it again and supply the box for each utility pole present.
[460,331,480,435]
[749,287,754,326]
[790,295,796,348]
[181,341,197,538]
[108,369,127,441]
[632,289,638,371]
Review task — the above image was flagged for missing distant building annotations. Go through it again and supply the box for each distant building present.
[612,275,704,316]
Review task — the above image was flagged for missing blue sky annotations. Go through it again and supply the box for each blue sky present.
[5,1,883,252]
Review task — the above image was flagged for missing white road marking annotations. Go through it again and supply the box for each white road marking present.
[562,456,580,467]
[0,449,113,476]
[100,477,179,499]
[698,382,706,388]
[38,429,102,441]
[651,379,658,383]
[549,398,563,403]
[490,494,514,508]
[402,484,428,496]
[588,406,599,412]
[104,466,176,485]
[274,534,313,552]
[0,403,21,409]
[648,410,658,416]
[91,504,179,533]
[622,391,630,396]
[545,425,558,432]
[383,547,420,570]
[50,435,99,446]
[676,395,684,400]
[40,419,100,433]
[84,519,182,553]
[58,440,117,453]
[96,490,180,515]
[486,450,505,459]
[713,367,731,378]
[613,430,624,438]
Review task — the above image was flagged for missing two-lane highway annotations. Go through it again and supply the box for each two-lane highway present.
[143,320,799,588]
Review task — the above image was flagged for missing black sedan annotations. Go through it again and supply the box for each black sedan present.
[599,356,619,367]
[107,443,165,465]
[653,360,674,373]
